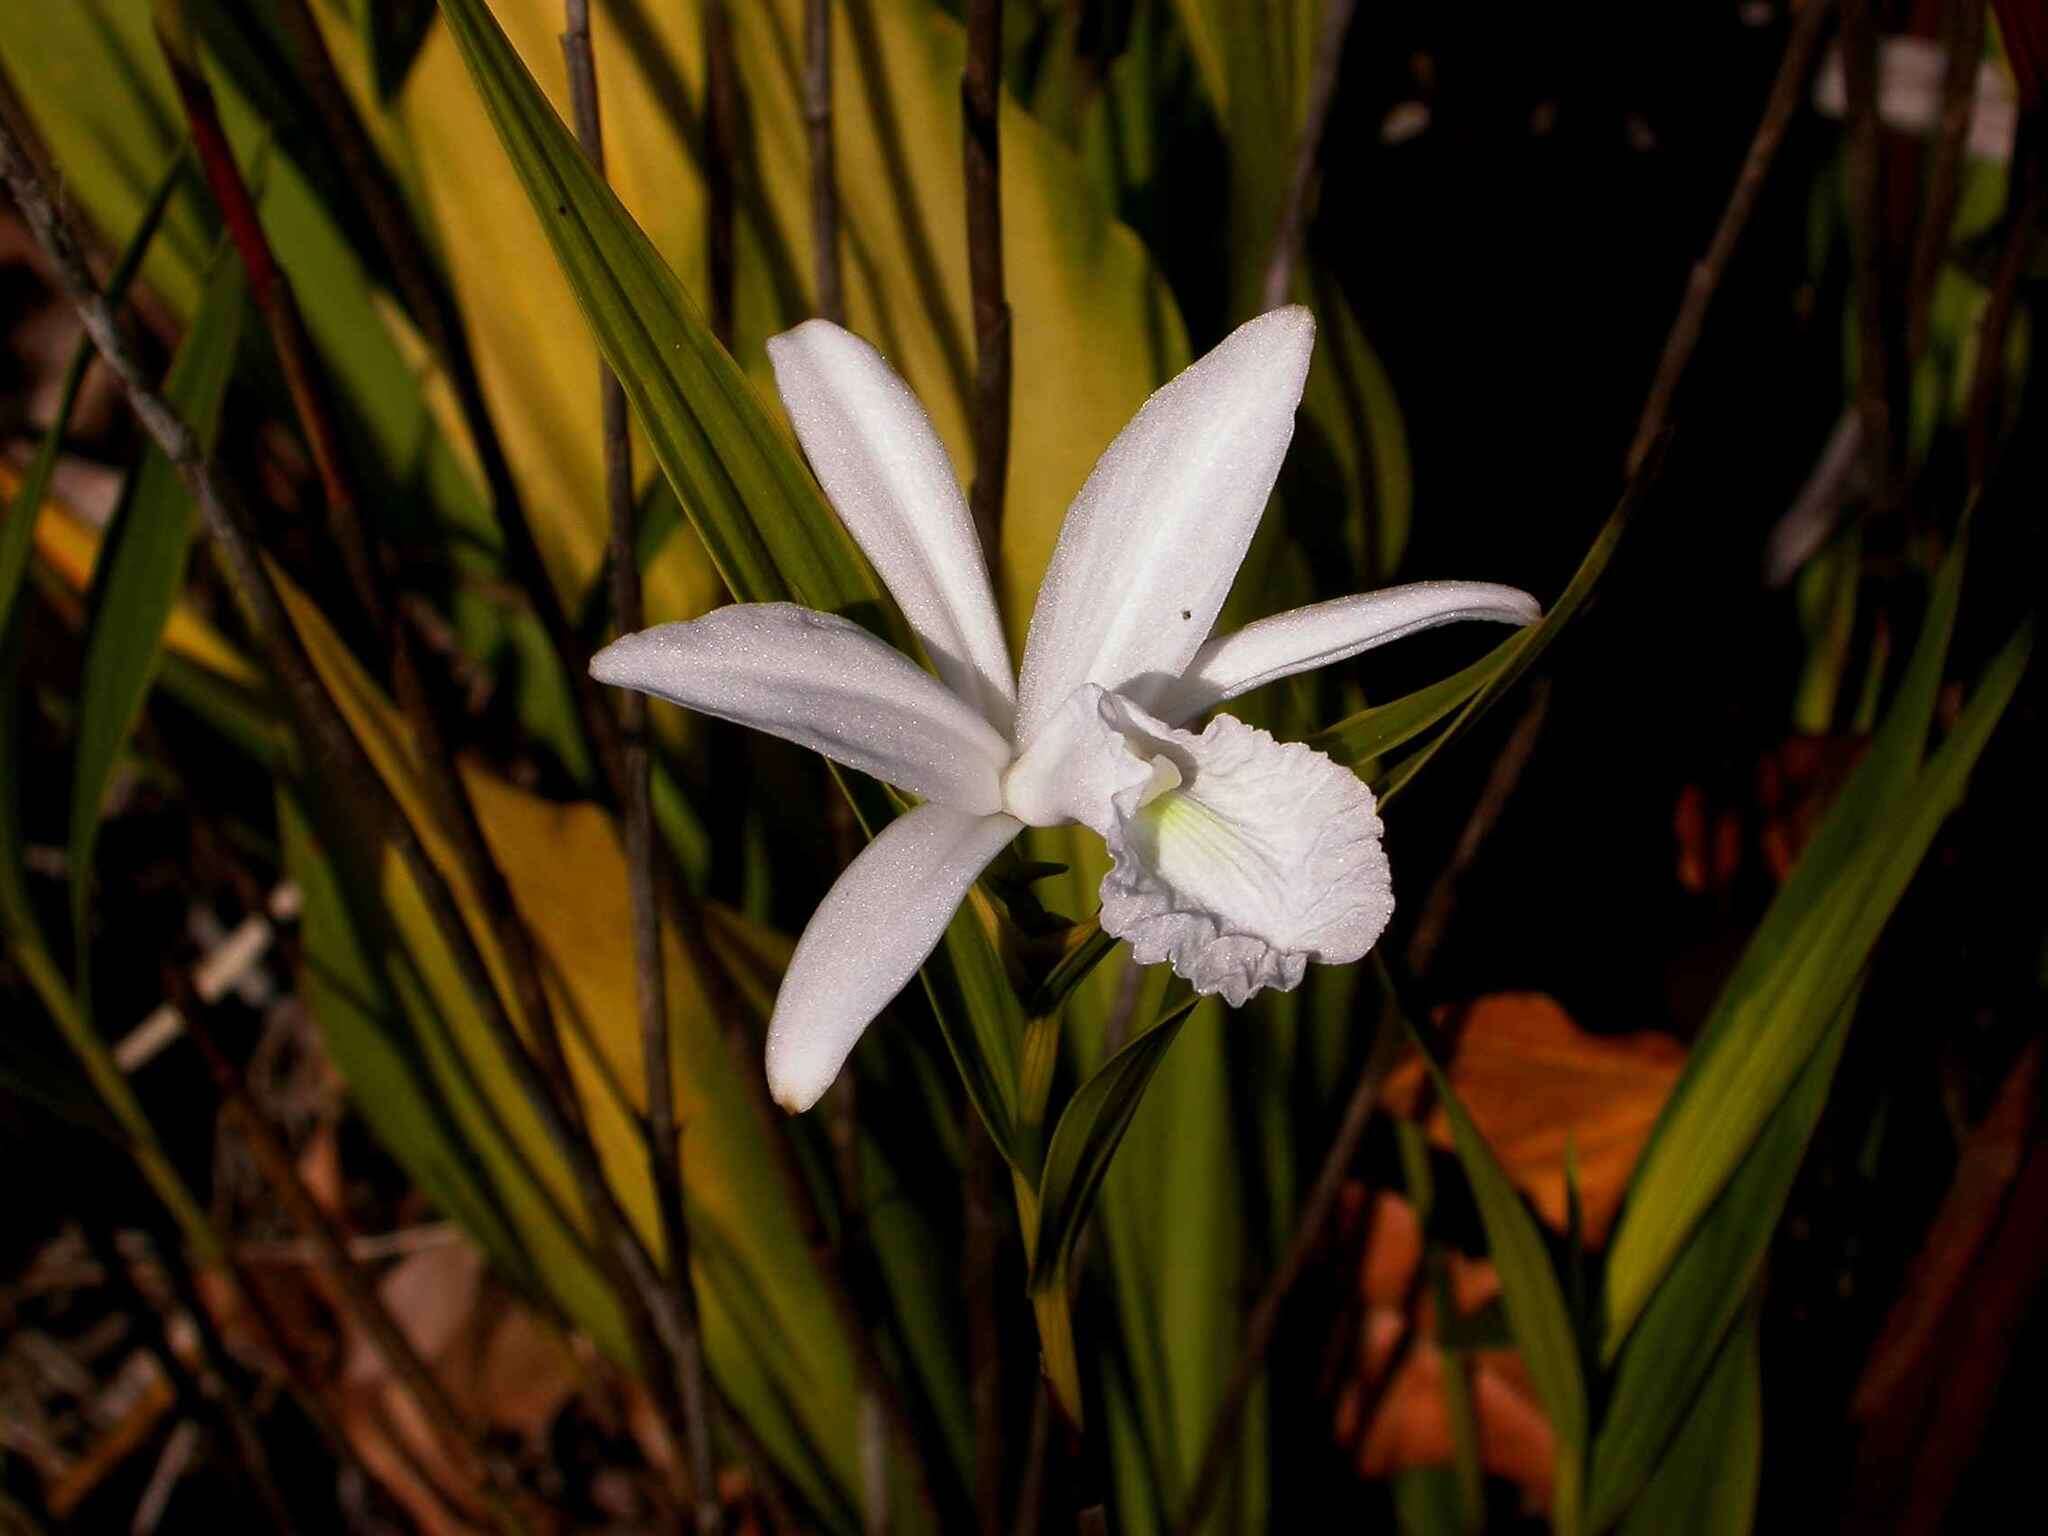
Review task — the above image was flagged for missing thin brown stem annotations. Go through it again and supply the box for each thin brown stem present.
[562,5,721,1528]
[1405,681,1550,980]
[0,111,692,1517]
[962,0,1012,565]
[81,1224,293,1535]
[805,0,845,323]
[268,0,632,819]
[962,10,1011,1511]
[1260,0,1359,313]
[1625,0,1838,480]
[154,7,689,1409]
[1907,0,1989,363]
[172,1000,519,1528]
[1172,1007,1405,1536]
[1179,12,1846,1525]
[1964,125,2041,487]
[147,1223,392,1522]
[1839,0,1900,518]
[154,17,384,635]
[964,1113,1005,1536]
[704,0,739,350]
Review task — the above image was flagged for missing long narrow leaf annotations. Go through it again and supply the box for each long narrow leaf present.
[2,148,186,980]
[1589,990,1854,1528]
[1411,1021,1589,1530]
[1029,990,1201,1288]
[1,153,187,643]
[1604,555,2021,1350]
[66,241,246,1005]
[1616,1302,1763,1536]
[431,0,877,616]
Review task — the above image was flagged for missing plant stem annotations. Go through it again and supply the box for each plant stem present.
[81,1224,294,1535]
[1840,0,1900,522]
[1906,0,1989,364]
[1172,1003,1405,1536]
[965,1112,1005,1536]
[704,0,739,350]
[1404,680,1550,979]
[0,110,695,1510]
[562,4,722,1528]
[1624,0,1838,480]
[805,0,845,324]
[268,0,634,817]
[962,0,1011,566]
[1259,0,1358,313]
[173,1000,521,1525]
[154,9,385,636]
[1181,10,1846,1524]
[1964,123,2041,488]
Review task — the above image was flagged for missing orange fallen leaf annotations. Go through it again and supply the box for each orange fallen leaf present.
[1333,1190,1556,1502]
[1383,992,1684,1245]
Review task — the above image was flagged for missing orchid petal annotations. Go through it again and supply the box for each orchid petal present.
[1146,580,1542,724]
[592,604,1011,813]
[1001,681,1150,829]
[1013,307,1316,746]
[768,321,1017,732]
[766,805,1022,1111]
[1008,686,1393,1003]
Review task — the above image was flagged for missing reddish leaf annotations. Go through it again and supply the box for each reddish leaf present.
[1384,993,1684,1244]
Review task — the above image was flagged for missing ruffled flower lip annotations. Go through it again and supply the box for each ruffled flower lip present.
[1006,686,1396,1007]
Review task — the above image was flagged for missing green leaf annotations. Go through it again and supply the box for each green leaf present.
[1393,1466,1472,1536]
[67,239,246,1005]
[1615,1303,1763,1536]
[917,885,1027,1165]
[1588,991,1852,1530]
[1410,1018,1588,1528]
[350,0,437,101]
[1024,988,1200,1426]
[2,148,185,996]
[431,0,878,617]
[1309,642,1500,772]
[275,569,877,1519]
[1603,548,2026,1352]
[1029,990,1201,1289]
[278,784,542,1292]
[1313,492,1628,798]
[1303,269,1413,585]
[1,144,183,665]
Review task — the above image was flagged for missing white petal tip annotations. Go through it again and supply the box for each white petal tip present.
[768,1076,826,1116]
[765,1041,835,1115]
[1237,305,1315,373]
[766,317,849,357]
[588,630,649,686]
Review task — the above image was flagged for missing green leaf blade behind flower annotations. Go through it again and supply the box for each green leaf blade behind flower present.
[1589,990,1854,1530]
[1027,989,1201,1426]
[1030,990,1201,1290]
[67,241,247,1007]
[1409,1018,1589,1531]
[1604,544,2028,1354]
[431,0,877,618]
[1615,1302,1764,1536]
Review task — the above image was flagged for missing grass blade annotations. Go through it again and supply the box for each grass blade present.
[1603,556,2023,1351]
[1410,1021,1589,1531]
[431,0,877,616]
[67,240,246,1006]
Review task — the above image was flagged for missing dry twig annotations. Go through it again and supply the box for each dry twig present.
[561,4,720,1527]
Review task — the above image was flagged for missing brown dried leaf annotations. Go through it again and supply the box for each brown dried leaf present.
[1333,1191,1557,1501]
[1383,992,1683,1245]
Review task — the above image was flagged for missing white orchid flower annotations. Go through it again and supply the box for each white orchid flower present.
[592,308,1539,1112]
